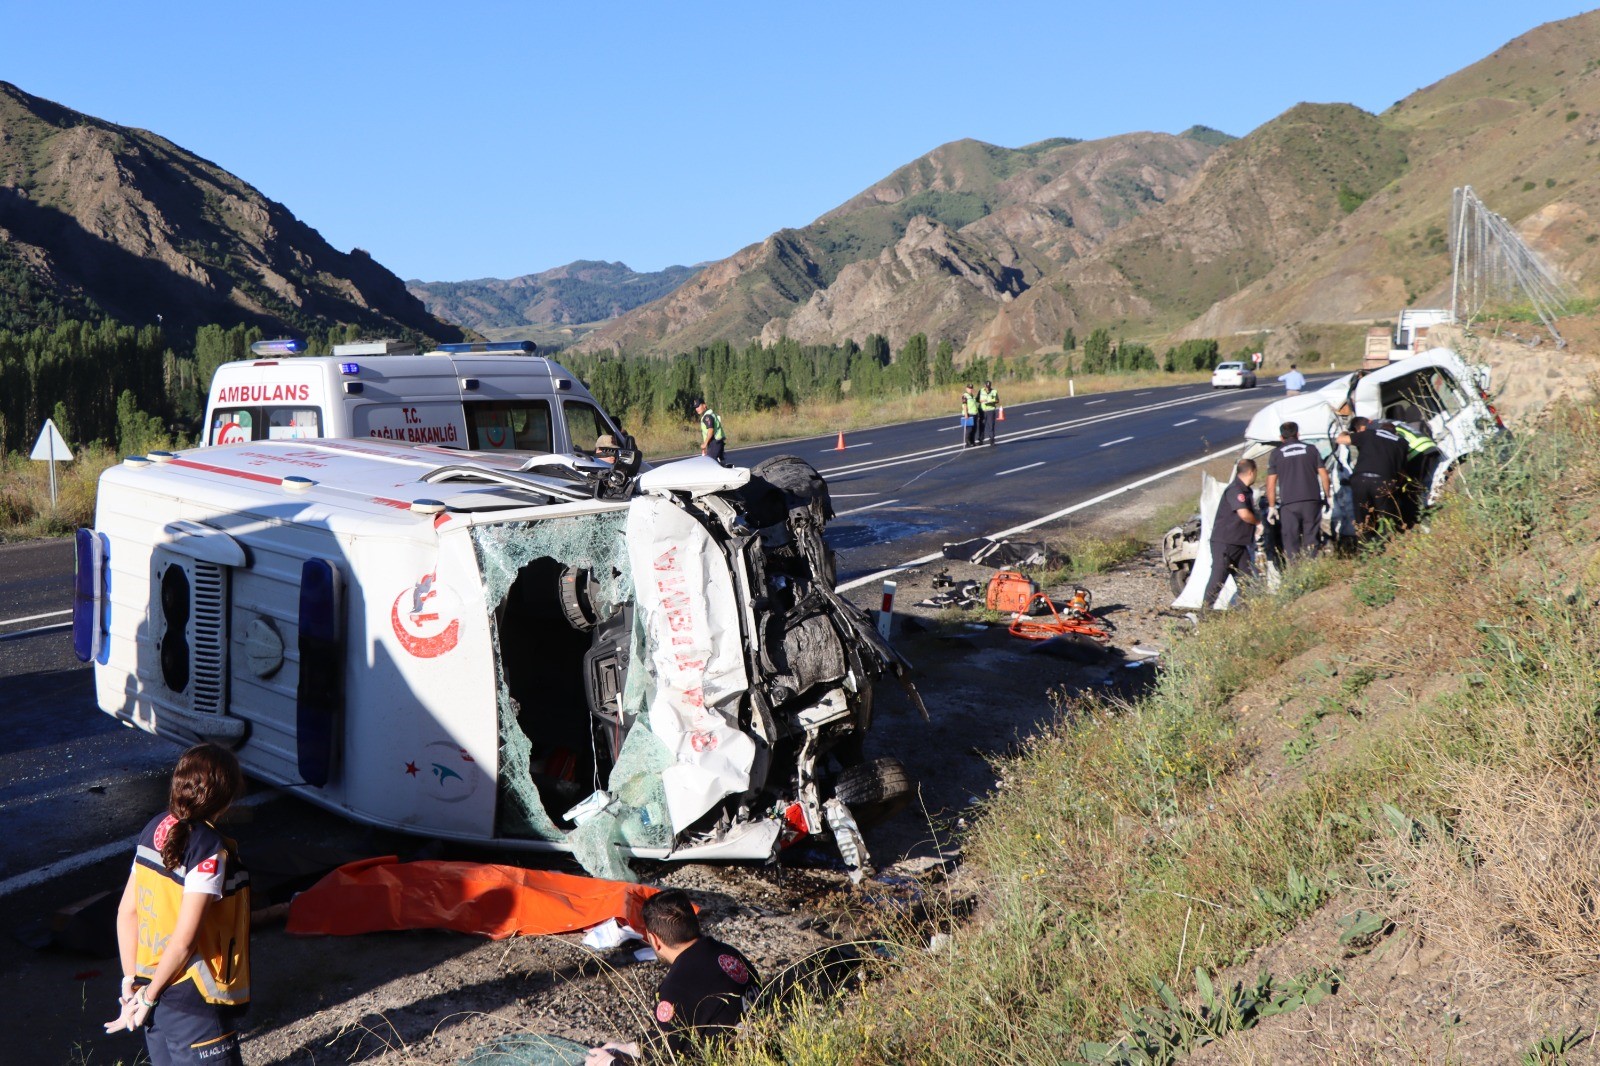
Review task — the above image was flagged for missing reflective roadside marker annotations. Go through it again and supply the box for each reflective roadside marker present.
[878,580,896,639]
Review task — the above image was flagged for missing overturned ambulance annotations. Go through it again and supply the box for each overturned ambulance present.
[78,439,918,879]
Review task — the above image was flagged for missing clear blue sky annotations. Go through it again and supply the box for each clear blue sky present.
[5,2,1589,281]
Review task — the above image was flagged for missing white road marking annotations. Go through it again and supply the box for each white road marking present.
[0,789,281,898]
[1084,399,1106,405]
[830,492,881,498]
[835,443,1248,593]
[0,621,72,641]
[996,462,1046,477]
[1224,405,1243,412]
[0,608,71,627]
[1173,418,1198,427]
[826,441,874,451]
[1023,409,1053,417]
[835,498,900,516]
[938,424,964,432]
[1099,436,1134,448]
[1134,391,1151,396]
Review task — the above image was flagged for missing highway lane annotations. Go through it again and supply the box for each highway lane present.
[721,379,1322,582]
[0,377,1321,896]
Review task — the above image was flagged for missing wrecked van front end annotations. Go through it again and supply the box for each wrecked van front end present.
[86,440,916,879]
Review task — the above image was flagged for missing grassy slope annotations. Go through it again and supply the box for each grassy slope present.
[706,397,1600,1061]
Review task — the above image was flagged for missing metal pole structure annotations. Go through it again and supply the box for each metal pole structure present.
[47,431,57,509]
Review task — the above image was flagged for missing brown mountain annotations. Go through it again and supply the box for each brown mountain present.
[577,131,1226,355]
[0,81,463,342]
[407,260,700,333]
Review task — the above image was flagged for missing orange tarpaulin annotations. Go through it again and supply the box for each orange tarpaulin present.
[285,856,659,940]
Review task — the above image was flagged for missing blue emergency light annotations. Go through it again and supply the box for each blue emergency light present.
[339,362,361,375]
[437,341,537,355]
[250,338,307,356]
[296,558,344,788]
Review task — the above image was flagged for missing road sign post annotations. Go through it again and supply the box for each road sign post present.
[30,419,74,510]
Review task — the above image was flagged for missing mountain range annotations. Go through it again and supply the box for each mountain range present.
[406,260,699,335]
[558,11,1600,360]
[0,81,462,343]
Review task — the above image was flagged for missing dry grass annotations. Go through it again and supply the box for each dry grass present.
[0,445,122,540]
[1372,765,1600,988]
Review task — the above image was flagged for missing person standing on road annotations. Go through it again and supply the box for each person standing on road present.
[978,380,999,446]
[960,385,981,448]
[1202,458,1262,609]
[1265,421,1331,562]
[586,889,761,1065]
[693,399,727,466]
[1278,364,1306,395]
[1336,416,1410,538]
[106,744,250,1066]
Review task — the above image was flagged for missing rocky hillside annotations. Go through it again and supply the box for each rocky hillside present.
[0,81,463,342]
[578,11,1600,361]
[407,259,699,332]
[577,130,1227,355]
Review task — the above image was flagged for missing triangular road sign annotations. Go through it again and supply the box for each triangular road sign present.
[30,419,74,462]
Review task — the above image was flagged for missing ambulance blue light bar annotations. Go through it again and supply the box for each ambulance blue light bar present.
[437,341,537,355]
[250,338,307,356]
[339,362,361,375]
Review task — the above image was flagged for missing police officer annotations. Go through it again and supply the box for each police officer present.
[693,399,727,466]
[960,385,981,448]
[1265,421,1331,561]
[1336,416,1410,538]
[978,380,999,445]
[1202,458,1261,609]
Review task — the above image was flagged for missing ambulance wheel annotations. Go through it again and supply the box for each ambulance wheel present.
[1168,561,1193,596]
[833,757,912,827]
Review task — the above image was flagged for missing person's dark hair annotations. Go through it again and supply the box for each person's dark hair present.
[1279,421,1299,441]
[641,889,701,947]
[1289,363,1298,370]
[161,744,242,870]
[1349,416,1370,432]
[1236,457,1256,475]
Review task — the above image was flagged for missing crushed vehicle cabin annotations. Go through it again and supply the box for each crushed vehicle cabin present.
[76,439,919,880]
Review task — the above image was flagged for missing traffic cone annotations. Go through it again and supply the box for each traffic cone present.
[997,406,1006,422]
[835,431,847,451]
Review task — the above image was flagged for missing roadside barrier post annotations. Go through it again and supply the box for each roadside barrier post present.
[1069,378,1075,397]
[878,580,896,639]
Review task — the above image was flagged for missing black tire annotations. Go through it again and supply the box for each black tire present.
[1168,561,1192,596]
[832,757,913,827]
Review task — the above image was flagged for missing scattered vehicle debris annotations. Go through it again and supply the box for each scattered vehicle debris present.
[80,439,920,879]
[940,537,1059,568]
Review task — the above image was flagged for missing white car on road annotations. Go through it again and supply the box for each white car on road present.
[1211,362,1258,389]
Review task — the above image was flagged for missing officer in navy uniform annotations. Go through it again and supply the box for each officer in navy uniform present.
[1202,458,1261,609]
[1264,421,1331,561]
[1336,416,1410,538]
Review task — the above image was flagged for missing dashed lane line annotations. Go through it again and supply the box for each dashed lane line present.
[1173,418,1198,427]
[0,608,71,627]
[1084,399,1106,405]
[1099,436,1134,448]
[835,498,900,517]
[995,462,1046,477]
[0,621,71,641]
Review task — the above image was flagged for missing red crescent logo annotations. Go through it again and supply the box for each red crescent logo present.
[484,426,507,448]
[655,1000,675,1023]
[391,593,460,658]
[217,421,248,445]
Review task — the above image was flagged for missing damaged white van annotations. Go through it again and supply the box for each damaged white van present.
[76,439,919,879]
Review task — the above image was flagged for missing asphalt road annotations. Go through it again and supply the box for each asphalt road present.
[0,377,1317,902]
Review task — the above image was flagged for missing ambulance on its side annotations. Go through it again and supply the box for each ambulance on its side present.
[202,340,624,460]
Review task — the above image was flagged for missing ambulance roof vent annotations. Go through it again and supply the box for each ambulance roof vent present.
[410,499,447,515]
[123,455,153,468]
[147,450,177,463]
[281,475,316,494]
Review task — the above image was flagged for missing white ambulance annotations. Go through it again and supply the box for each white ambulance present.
[202,340,625,460]
[77,439,917,878]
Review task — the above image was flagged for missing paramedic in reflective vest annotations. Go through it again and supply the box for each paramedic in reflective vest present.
[978,380,999,445]
[960,385,981,447]
[1391,408,1442,528]
[586,889,761,1065]
[694,399,727,466]
[1265,421,1331,561]
[1336,416,1411,538]
[1202,458,1261,609]
[107,744,249,1066]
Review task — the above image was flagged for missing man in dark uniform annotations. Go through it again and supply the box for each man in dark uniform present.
[1201,458,1261,609]
[587,889,761,1064]
[1336,416,1410,539]
[960,385,980,448]
[1264,421,1331,562]
[978,380,999,445]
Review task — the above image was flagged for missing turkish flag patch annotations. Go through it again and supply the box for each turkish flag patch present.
[656,1000,675,1024]
[718,954,750,984]
[1236,493,1247,502]
[195,857,218,875]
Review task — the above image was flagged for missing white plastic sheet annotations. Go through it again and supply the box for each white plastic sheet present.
[1171,473,1240,611]
[626,497,756,833]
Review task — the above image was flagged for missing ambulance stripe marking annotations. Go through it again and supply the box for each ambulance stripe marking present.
[168,459,282,485]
